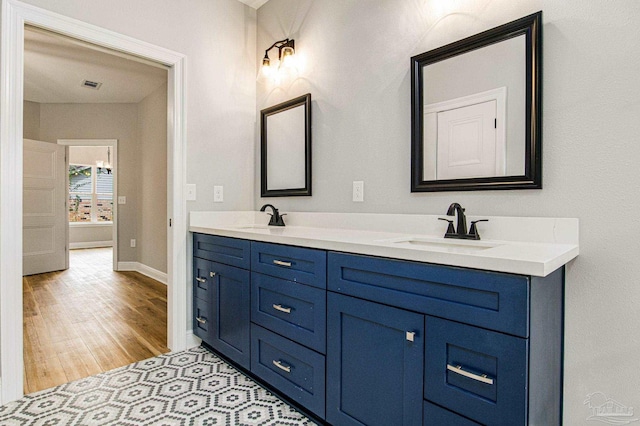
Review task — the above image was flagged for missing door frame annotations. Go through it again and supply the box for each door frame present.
[1,0,188,403]
[59,139,119,270]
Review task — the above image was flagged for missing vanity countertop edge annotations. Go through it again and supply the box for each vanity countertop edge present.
[189,211,579,277]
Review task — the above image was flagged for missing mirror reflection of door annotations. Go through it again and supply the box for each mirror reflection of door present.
[436,100,500,180]
[23,138,68,275]
[423,87,507,181]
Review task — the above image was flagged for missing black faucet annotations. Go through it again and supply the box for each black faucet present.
[441,203,488,240]
[260,204,286,226]
[447,203,468,237]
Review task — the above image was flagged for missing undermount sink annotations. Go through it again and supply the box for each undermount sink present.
[380,236,501,254]
[233,224,269,230]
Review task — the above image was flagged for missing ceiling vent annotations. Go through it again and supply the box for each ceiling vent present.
[81,79,102,90]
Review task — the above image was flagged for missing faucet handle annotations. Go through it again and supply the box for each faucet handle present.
[468,219,489,240]
[276,213,287,226]
[438,217,456,237]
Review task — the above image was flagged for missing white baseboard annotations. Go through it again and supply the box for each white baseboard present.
[117,261,167,285]
[186,330,202,348]
[70,240,113,249]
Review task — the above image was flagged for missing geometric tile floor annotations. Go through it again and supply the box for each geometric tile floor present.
[0,346,318,425]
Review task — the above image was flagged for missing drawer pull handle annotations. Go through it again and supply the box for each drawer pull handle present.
[272,360,291,373]
[196,317,207,325]
[447,364,494,385]
[272,304,292,314]
[195,277,206,283]
[406,331,415,342]
[273,260,292,267]
[210,272,216,277]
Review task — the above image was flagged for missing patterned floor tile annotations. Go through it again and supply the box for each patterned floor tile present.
[0,346,318,426]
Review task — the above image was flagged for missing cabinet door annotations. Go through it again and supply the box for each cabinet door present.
[327,293,424,426]
[209,261,251,369]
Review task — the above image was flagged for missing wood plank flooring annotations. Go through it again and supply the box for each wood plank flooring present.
[23,247,169,394]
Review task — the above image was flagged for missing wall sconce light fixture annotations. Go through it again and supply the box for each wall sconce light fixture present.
[260,38,296,81]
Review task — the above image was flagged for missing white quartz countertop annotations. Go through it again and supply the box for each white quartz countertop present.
[189,211,579,277]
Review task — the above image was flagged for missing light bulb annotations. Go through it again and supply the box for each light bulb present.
[279,46,296,70]
[261,63,273,78]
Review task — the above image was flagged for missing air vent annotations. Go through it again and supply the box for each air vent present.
[81,79,102,90]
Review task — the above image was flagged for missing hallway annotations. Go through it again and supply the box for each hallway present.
[23,248,168,394]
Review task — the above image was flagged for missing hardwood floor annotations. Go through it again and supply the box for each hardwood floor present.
[23,247,169,394]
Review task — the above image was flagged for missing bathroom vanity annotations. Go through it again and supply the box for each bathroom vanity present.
[189,211,578,426]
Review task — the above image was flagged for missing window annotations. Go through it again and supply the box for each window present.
[69,164,113,223]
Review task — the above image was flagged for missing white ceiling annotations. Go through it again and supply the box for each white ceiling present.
[24,27,167,104]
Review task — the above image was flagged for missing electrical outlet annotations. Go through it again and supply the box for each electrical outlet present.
[186,184,196,201]
[353,181,364,202]
[118,196,126,205]
[130,239,136,248]
[214,186,224,202]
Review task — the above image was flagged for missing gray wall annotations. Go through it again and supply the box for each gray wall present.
[256,0,640,423]
[23,101,40,140]
[39,103,139,261]
[137,84,168,273]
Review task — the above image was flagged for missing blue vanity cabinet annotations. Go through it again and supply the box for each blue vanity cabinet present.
[326,292,424,426]
[192,234,251,370]
[192,233,565,426]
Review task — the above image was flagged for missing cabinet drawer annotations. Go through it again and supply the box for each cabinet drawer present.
[251,272,326,353]
[424,401,481,426]
[193,297,211,343]
[251,324,325,419]
[193,233,250,269]
[193,257,213,301]
[328,251,529,337]
[424,316,527,425]
[251,242,326,289]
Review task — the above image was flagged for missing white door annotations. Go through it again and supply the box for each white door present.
[23,139,68,275]
[436,100,500,180]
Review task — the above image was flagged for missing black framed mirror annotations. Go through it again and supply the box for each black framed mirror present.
[411,11,542,192]
[261,93,312,197]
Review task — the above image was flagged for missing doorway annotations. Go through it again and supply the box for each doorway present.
[1,0,188,404]
[59,140,119,272]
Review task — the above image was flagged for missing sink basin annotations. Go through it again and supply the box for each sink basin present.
[233,224,269,230]
[230,224,285,234]
[380,236,501,254]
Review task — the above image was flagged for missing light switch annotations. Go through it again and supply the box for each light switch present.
[118,196,126,205]
[186,184,196,201]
